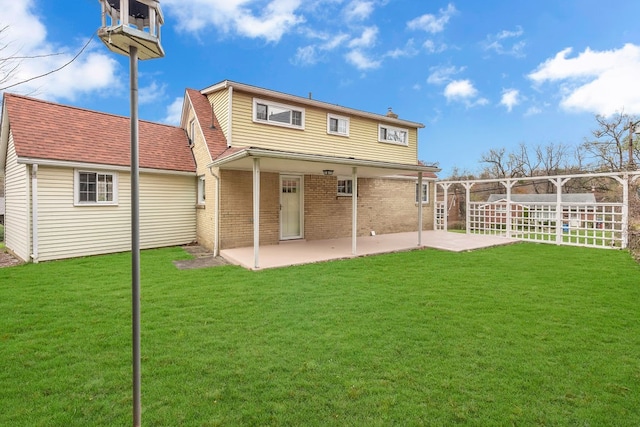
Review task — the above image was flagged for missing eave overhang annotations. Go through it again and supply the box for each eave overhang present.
[207,147,440,178]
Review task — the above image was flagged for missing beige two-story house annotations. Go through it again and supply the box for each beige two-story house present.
[1,80,439,265]
[183,81,439,267]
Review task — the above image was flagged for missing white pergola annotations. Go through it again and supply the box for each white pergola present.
[208,148,439,269]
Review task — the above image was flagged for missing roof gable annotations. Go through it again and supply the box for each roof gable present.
[185,88,229,159]
[3,93,195,173]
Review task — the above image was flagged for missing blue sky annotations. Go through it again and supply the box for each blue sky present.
[2,0,640,177]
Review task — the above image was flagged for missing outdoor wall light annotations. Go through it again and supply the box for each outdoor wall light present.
[323,169,334,176]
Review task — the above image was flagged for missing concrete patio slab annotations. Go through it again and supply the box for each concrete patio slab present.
[220,231,518,270]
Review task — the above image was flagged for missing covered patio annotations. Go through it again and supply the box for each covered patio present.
[220,230,518,270]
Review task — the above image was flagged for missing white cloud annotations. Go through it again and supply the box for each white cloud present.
[407,3,457,33]
[162,97,184,125]
[345,49,381,70]
[384,39,419,59]
[444,79,477,99]
[344,0,375,21]
[483,26,526,57]
[162,0,305,43]
[139,81,167,105]
[292,45,318,65]
[423,39,448,54]
[348,26,378,49]
[525,106,542,116]
[427,65,464,85]
[0,1,120,101]
[528,43,640,116]
[444,79,488,106]
[500,88,520,112]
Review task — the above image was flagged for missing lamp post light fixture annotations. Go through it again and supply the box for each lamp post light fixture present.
[97,2,164,426]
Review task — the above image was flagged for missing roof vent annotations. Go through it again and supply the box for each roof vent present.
[386,107,398,119]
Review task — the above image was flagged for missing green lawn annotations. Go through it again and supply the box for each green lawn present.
[1,244,639,425]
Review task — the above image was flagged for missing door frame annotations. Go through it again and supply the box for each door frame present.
[279,174,304,240]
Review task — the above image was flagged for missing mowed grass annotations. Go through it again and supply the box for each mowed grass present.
[1,244,639,426]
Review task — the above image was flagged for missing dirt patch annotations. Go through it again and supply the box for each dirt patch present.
[0,251,22,268]
[173,245,229,270]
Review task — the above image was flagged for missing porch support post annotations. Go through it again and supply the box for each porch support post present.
[549,177,570,245]
[462,182,474,235]
[622,173,629,249]
[253,157,260,269]
[442,183,450,231]
[500,180,516,238]
[417,172,423,246]
[352,167,358,255]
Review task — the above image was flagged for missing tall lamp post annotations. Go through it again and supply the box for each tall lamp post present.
[97,2,164,426]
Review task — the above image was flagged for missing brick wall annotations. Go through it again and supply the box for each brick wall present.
[217,171,435,248]
[305,176,436,239]
[219,169,280,249]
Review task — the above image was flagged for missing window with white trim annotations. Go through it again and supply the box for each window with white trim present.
[337,178,353,196]
[189,120,196,144]
[253,98,304,129]
[327,113,349,136]
[416,182,429,204]
[379,124,408,146]
[75,170,117,205]
[197,175,206,205]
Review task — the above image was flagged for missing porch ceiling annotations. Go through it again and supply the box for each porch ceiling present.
[207,147,440,178]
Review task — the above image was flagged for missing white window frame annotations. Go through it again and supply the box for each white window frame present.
[379,124,409,146]
[416,181,429,204]
[189,119,196,145]
[337,177,353,196]
[327,113,350,137]
[253,98,305,130]
[74,170,118,206]
[197,175,206,205]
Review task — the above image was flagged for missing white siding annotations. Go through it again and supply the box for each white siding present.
[4,133,30,261]
[35,166,196,262]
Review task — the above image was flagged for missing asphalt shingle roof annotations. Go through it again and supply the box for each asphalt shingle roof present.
[4,93,195,173]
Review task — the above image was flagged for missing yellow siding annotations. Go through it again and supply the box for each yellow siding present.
[35,166,196,262]
[4,133,30,261]
[209,89,229,142]
[230,90,418,164]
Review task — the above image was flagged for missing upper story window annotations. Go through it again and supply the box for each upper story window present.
[189,120,196,145]
[379,124,408,146]
[327,113,349,136]
[253,98,305,129]
[75,170,118,205]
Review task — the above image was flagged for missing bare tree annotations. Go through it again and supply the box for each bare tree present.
[0,25,93,92]
[581,112,639,172]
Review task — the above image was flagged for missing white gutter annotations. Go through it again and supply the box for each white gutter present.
[207,148,440,173]
[208,167,221,257]
[227,86,233,147]
[16,157,195,176]
[31,164,38,263]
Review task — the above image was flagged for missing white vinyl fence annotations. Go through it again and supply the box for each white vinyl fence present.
[436,172,639,249]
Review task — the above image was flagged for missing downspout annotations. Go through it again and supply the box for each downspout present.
[31,164,39,263]
[208,167,221,257]
[227,85,233,147]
